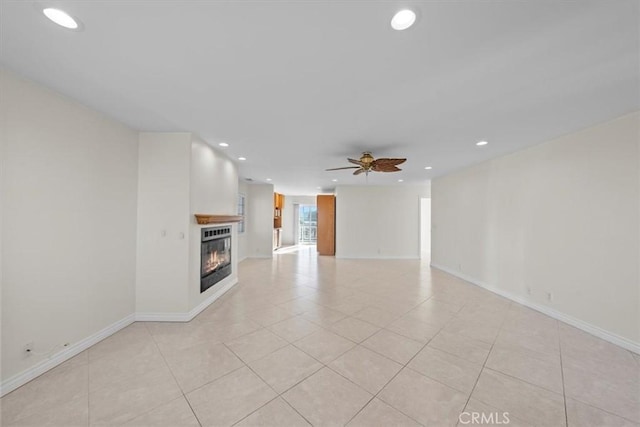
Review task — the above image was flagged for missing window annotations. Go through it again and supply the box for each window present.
[298,204,317,244]
[237,194,245,234]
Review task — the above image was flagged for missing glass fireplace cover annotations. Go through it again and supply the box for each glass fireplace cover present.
[201,237,231,278]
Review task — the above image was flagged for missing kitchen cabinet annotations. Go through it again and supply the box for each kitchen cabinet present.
[274,192,284,229]
[273,192,285,250]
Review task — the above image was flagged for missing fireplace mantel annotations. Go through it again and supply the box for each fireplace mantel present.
[194,214,243,225]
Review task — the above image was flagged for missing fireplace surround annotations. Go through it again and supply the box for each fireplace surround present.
[200,226,232,293]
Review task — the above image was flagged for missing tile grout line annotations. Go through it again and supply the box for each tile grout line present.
[220,307,347,423]
[462,304,577,425]
[142,322,204,427]
[343,304,458,427]
[556,320,569,427]
[459,302,509,418]
[553,326,640,424]
[90,325,184,426]
[84,324,177,426]
[87,345,91,427]
[291,260,612,422]
[316,270,556,422]
[549,322,640,425]
[223,341,292,427]
[470,317,566,397]
[277,396,316,427]
[228,361,317,427]
[230,310,418,426]
[477,366,566,399]
[566,397,640,425]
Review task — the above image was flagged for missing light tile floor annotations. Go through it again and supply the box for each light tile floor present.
[2,246,639,426]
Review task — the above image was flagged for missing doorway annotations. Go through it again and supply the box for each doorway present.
[297,204,317,245]
[420,198,431,261]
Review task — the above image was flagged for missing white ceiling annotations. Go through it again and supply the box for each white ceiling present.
[2,1,638,195]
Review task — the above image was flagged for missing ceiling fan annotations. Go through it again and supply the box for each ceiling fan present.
[326,152,406,176]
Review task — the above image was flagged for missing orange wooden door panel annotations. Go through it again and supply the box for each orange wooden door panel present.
[317,195,335,255]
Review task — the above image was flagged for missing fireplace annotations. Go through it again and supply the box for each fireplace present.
[201,226,232,293]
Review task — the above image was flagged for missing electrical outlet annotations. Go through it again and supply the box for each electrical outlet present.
[546,292,553,302]
[526,287,532,296]
[23,342,34,355]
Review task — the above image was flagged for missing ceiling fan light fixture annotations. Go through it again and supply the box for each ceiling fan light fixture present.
[360,152,374,165]
[391,9,416,31]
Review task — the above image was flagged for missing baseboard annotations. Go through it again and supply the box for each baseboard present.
[134,312,191,322]
[430,263,640,355]
[1,278,240,397]
[335,254,420,260]
[187,277,237,320]
[0,313,136,397]
[135,277,238,322]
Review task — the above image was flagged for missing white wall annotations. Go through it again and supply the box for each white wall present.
[136,133,191,314]
[188,137,239,310]
[432,112,640,346]
[282,195,316,245]
[238,181,249,261]
[420,198,431,260]
[137,135,241,315]
[0,71,243,391]
[247,184,274,258]
[190,137,238,216]
[1,70,139,381]
[335,185,431,259]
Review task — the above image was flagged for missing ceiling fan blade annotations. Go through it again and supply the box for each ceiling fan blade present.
[372,164,402,172]
[373,158,406,166]
[327,154,405,175]
[325,166,360,171]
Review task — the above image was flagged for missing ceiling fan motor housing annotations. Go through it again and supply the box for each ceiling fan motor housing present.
[360,152,374,169]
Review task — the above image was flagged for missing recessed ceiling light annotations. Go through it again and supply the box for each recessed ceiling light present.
[398,179,404,182]
[238,157,246,161]
[424,166,432,170]
[391,9,416,31]
[476,140,488,146]
[43,8,78,29]
[266,178,272,181]
[332,179,338,182]
[218,142,229,147]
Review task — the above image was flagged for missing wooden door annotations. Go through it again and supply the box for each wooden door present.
[317,195,335,255]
